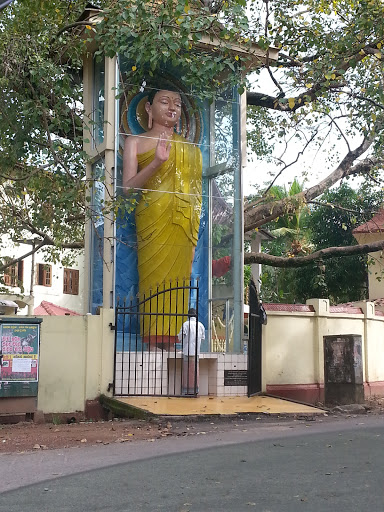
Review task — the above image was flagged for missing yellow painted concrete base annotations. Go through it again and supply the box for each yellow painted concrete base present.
[115,396,324,416]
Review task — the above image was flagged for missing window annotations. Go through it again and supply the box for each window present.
[3,261,23,287]
[36,264,52,287]
[63,268,79,295]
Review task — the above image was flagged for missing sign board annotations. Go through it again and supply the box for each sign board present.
[323,334,364,405]
[324,335,363,384]
[0,321,41,398]
[224,370,248,386]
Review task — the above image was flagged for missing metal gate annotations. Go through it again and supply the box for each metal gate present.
[114,280,199,397]
[248,279,263,396]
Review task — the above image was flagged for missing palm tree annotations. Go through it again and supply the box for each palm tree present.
[266,179,314,257]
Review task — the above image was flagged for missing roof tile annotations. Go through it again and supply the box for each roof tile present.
[34,301,80,316]
[353,208,384,234]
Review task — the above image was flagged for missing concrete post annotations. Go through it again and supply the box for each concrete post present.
[353,301,375,386]
[306,298,330,393]
[102,56,116,309]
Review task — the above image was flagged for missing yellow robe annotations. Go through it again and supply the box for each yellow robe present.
[136,134,202,339]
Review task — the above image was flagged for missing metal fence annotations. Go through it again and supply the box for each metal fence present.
[114,280,199,397]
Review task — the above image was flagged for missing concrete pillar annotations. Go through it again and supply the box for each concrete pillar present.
[306,298,330,392]
[353,301,375,385]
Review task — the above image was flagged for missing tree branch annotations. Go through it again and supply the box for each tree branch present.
[244,137,376,232]
[247,82,345,112]
[0,235,84,274]
[261,127,320,194]
[247,40,383,112]
[244,240,384,267]
[0,240,47,273]
[2,199,84,253]
[307,200,376,216]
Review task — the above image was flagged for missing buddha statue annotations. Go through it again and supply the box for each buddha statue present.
[123,89,202,347]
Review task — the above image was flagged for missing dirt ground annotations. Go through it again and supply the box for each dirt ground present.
[1,397,383,455]
[0,418,189,454]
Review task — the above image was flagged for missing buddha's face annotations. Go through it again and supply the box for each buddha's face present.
[146,90,182,128]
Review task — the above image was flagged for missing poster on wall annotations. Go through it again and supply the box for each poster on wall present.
[0,323,39,382]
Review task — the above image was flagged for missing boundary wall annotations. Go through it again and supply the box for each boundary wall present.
[264,299,384,404]
[36,309,114,415]
[3,300,384,415]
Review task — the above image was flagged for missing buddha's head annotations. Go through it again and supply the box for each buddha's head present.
[145,89,182,129]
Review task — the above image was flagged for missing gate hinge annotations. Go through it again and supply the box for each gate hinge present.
[109,322,116,331]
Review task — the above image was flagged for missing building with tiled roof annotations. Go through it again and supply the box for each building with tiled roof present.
[353,207,384,302]
[353,208,384,234]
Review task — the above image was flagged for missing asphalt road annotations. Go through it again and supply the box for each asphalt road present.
[1,415,384,512]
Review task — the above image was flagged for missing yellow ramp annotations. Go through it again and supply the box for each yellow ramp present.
[115,396,324,416]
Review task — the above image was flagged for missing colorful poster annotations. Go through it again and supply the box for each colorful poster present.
[0,324,39,382]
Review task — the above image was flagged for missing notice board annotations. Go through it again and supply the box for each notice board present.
[0,318,42,398]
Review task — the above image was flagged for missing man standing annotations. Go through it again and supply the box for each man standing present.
[178,308,205,395]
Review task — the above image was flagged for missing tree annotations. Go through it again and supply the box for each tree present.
[262,179,313,257]
[0,0,87,275]
[1,0,384,280]
[303,182,384,303]
[244,0,384,267]
[0,0,253,277]
[255,179,314,303]
[260,182,384,304]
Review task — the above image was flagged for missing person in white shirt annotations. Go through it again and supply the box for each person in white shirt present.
[178,308,205,395]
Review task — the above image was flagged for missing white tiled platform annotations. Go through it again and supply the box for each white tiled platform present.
[115,352,249,397]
